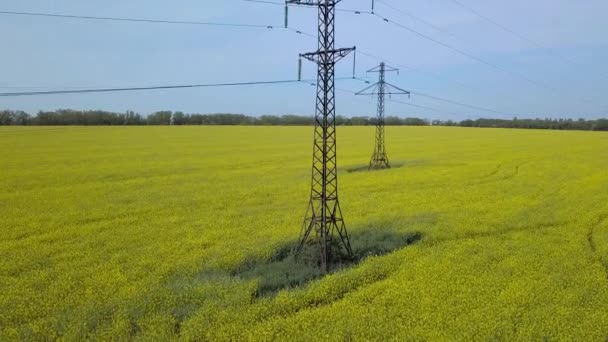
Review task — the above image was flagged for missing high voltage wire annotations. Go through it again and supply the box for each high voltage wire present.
[7,4,596,105]
[282,3,602,118]
[3,5,600,117]
[0,5,538,101]
[279,20,482,92]
[27,3,474,95]
[337,87,465,118]
[237,0,512,96]
[389,98,467,118]
[0,10,277,29]
[0,77,358,97]
[449,0,546,47]
[240,0,371,14]
[371,3,606,107]
[241,0,283,5]
[0,5,460,91]
[350,56,535,119]
[375,0,460,41]
[0,80,308,97]
[275,0,596,106]
[356,49,479,92]
[0,11,524,119]
[447,0,608,80]
[342,85,539,120]
[372,12,558,92]
[409,90,513,117]
[268,2,598,111]
[350,77,515,117]
[0,9,316,38]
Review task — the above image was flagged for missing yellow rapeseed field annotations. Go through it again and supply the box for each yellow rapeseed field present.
[1,125,608,340]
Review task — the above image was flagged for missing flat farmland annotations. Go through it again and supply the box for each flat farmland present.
[1,126,608,340]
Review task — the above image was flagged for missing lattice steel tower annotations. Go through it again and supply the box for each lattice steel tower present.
[286,0,355,272]
[356,62,410,169]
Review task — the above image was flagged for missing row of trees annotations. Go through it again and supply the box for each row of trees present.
[0,109,428,127]
[1,109,607,131]
[436,117,608,131]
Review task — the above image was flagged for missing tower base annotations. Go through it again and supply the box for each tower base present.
[369,153,390,169]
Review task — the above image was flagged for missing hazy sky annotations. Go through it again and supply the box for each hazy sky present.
[1,0,607,120]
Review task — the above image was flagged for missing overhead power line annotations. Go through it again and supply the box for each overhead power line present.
[0,10,277,29]
[241,0,478,91]
[373,12,556,92]
[0,5,503,98]
[280,3,602,111]
[375,0,460,41]
[241,0,283,5]
[409,91,513,117]
[4,4,602,116]
[339,85,506,119]
[0,9,316,39]
[0,77,360,97]
[0,80,307,97]
[449,0,544,47]
[371,10,607,109]
[388,98,466,118]
[279,18,484,92]
[447,0,608,80]
[351,77,515,117]
[356,49,479,91]
[276,2,597,112]
[240,0,370,14]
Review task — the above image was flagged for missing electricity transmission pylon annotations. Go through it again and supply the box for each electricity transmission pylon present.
[356,62,410,169]
[286,0,355,273]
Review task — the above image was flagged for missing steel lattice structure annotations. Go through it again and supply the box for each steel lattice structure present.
[356,62,410,169]
[287,0,355,272]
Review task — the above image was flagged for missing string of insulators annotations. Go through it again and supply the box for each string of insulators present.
[298,57,302,81]
[352,48,357,78]
[284,5,289,28]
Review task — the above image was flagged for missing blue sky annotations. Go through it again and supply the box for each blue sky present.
[1,0,607,120]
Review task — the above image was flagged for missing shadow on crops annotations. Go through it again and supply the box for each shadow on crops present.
[232,227,423,297]
[345,159,432,173]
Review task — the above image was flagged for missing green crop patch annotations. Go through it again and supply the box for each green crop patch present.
[233,228,423,297]
[1,126,608,340]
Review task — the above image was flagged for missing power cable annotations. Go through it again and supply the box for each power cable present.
[0,9,315,40]
[3,5,601,116]
[0,6,494,96]
[0,77,359,97]
[338,86,499,119]
[373,12,556,92]
[375,0,460,41]
[351,77,515,117]
[240,0,371,14]
[447,0,608,80]
[409,91,513,117]
[371,10,607,109]
[389,98,467,118]
[0,80,308,97]
[0,10,277,29]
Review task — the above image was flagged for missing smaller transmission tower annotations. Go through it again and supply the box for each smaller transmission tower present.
[356,63,409,169]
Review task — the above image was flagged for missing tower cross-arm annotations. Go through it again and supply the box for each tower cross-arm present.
[286,0,343,5]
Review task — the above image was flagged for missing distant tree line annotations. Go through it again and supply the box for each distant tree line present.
[0,109,428,127]
[1,109,607,131]
[433,117,608,131]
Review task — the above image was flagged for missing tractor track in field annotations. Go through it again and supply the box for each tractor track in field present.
[467,160,528,187]
[428,217,569,247]
[0,126,89,135]
[587,213,608,281]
